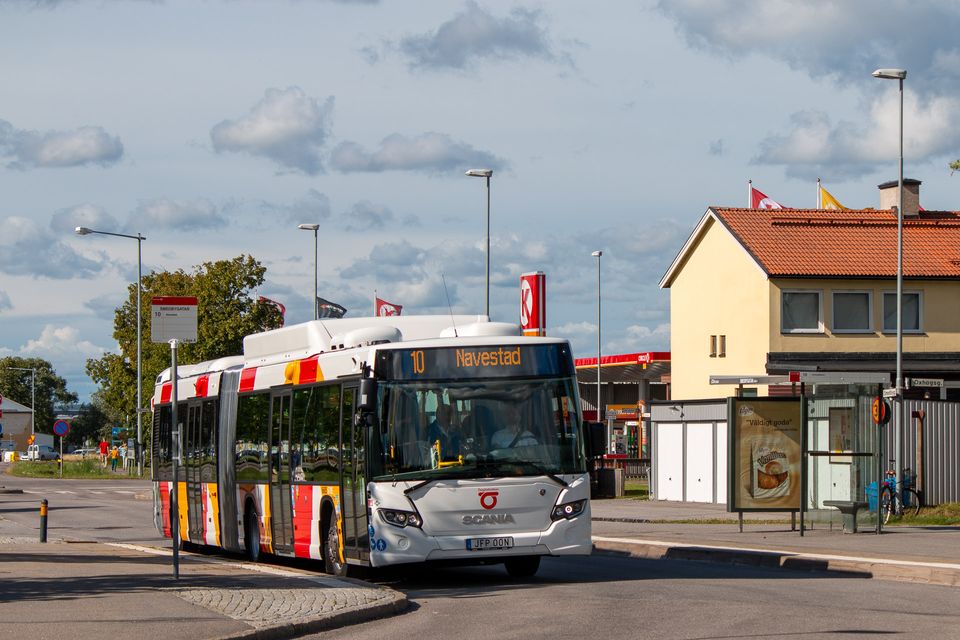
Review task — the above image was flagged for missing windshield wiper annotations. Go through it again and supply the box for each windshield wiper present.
[513,461,568,487]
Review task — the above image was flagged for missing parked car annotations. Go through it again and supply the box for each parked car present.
[22,444,60,461]
[72,447,97,457]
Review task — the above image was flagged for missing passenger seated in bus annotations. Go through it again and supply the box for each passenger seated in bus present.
[427,405,461,460]
[491,406,538,449]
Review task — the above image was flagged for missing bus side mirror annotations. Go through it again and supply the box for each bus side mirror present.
[585,421,605,459]
[358,378,378,412]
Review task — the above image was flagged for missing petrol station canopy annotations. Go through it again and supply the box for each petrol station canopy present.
[574,351,671,385]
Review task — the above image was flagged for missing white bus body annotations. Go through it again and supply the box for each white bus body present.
[152,315,591,577]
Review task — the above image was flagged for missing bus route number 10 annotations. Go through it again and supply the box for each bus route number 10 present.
[410,350,425,375]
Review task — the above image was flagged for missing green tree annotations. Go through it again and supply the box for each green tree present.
[0,357,78,434]
[86,255,283,446]
[950,159,960,174]
[66,402,111,449]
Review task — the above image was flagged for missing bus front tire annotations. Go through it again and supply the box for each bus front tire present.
[504,555,541,578]
[244,509,261,562]
[325,519,348,576]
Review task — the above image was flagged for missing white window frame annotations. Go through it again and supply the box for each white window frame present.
[882,290,923,334]
[781,289,823,334]
[831,290,874,334]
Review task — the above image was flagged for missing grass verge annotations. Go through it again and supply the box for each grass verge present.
[886,502,960,526]
[10,459,134,479]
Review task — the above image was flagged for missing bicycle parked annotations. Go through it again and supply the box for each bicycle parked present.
[880,465,922,524]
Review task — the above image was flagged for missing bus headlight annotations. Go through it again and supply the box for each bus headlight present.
[379,508,423,528]
[551,499,586,521]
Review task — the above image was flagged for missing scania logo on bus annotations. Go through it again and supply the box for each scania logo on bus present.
[462,513,516,525]
[478,490,499,510]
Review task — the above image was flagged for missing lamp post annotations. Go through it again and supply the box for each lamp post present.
[7,367,35,435]
[872,67,907,486]
[298,223,320,320]
[76,226,146,476]
[466,169,494,318]
[592,250,603,424]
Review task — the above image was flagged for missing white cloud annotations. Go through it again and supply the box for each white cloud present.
[0,216,105,279]
[552,321,596,336]
[397,1,564,70]
[657,1,960,94]
[755,93,960,179]
[19,324,106,358]
[342,200,395,231]
[330,132,503,174]
[210,86,334,175]
[128,197,225,231]
[259,189,332,226]
[0,119,123,169]
[49,203,121,234]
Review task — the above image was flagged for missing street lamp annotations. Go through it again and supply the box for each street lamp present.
[298,223,320,320]
[76,226,146,476]
[592,250,603,424]
[872,67,907,487]
[466,169,493,318]
[6,367,35,435]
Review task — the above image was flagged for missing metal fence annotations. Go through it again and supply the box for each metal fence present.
[890,399,960,506]
[593,457,650,480]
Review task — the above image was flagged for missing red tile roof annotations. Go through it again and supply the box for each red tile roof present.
[712,208,960,278]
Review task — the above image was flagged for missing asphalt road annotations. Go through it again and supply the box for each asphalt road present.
[0,470,160,544]
[310,554,960,640]
[4,472,960,639]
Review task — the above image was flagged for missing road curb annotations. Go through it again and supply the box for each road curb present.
[592,536,960,587]
[214,590,409,640]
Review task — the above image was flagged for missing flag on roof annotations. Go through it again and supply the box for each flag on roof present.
[317,296,347,318]
[375,297,402,317]
[750,186,784,209]
[819,184,848,210]
[257,296,286,327]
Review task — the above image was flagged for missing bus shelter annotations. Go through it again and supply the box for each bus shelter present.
[717,372,892,535]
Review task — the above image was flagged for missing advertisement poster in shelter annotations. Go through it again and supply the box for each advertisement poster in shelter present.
[728,398,802,511]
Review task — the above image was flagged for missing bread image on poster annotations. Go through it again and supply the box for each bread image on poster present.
[734,400,801,510]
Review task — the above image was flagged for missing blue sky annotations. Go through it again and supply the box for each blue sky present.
[2,0,959,403]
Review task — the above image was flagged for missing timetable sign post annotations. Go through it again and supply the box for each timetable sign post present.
[151,296,198,343]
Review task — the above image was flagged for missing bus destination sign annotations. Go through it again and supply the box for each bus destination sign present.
[376,344,572,380]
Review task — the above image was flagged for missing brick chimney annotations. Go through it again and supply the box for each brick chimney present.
[878,178,921,216]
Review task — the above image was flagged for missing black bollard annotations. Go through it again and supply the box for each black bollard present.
[40,499,48,543]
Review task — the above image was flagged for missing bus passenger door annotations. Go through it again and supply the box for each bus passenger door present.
[340,385,369,562]
[270,391,293,554]
[185,401,204,543]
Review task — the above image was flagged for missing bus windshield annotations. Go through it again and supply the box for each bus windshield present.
[371,376,586,482]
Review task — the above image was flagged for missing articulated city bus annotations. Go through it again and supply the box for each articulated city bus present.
[152,315,593,577]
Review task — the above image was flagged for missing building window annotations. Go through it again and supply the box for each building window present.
[718,335,726,357]
[709,335,717,357]
[883,291,922,333]
[781,291,822,333]
[832,291,872,333]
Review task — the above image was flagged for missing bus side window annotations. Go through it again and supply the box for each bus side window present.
[236,393,270,482]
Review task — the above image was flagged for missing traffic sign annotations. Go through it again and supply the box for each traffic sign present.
[882,387,899,399]
[151,296,198,343]
[53,420,70,437]
[872,397,891,425]
[909,377,944,388]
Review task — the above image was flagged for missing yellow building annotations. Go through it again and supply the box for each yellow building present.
[660,180,960,400]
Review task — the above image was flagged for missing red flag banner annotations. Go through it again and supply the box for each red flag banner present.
[258,296,286,327]
[376,297,402,317]
[751,186,785,209]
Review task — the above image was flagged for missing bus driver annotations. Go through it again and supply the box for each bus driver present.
[491,406,538,449]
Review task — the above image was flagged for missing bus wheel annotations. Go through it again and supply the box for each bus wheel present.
[504,556,541,578]
[324,519,347,576]
[244,509,261,562]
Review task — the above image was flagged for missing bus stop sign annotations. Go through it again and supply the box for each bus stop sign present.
[872,397,891,425]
